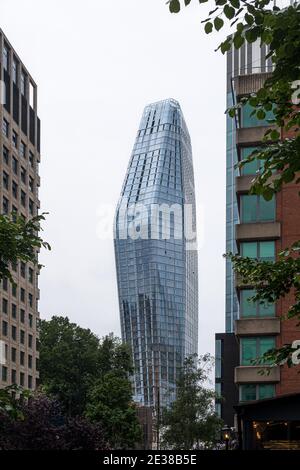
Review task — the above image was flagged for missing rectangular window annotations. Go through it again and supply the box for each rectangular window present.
[240,195,275,223]
[3,45,9,70]
[29,151,34,169]
[11,325,17,341]
[215,339,222,379]
[21,72,26,96]
[28,375,33,389]
[3,196,9,214]
[28,334,33,348]
[12,303,17,319]
[11,347,16,362]
[20,141,26,159]
[2,118,9,137]
[20,288,25,302]
[3,171,9,190]
[20,309,25,323]
[20,351,25,366]
[21,167,27,184]
[20,372,24,387]
[11,369,16,384]
[29,313,33,328]
[240,383,275,401]
[20,330,25,344]
[29,268,34,284]
[3,145,9,164]
[12,130,18,149]
[12,157,18,175]
[12,181,18,199]
[240,336,276,365]
[240,147,261,175]
[2,298,8,314]
[21,190,26,207]
[2,321,8,336]
[240,241,275,262]
[240,289,275,317]
[240,102,274,128]
[13,58,18,84]
[2,366,8,382]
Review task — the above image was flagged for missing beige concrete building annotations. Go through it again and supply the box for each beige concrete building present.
[0,29,41,389]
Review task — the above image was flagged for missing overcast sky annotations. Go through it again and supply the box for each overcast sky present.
[2,0,229,357]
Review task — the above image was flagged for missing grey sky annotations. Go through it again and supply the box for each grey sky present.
[2,0,228,357]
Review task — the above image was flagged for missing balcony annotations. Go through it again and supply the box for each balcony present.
[234,72,273,97]
[235,365,280,384]
[236,222,281,242]
[236,125,277,146]
[235,318,281,336]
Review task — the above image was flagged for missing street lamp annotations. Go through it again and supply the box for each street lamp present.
[221,425,231,451]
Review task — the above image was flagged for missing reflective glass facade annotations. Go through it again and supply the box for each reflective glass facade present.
[114,99,198,407]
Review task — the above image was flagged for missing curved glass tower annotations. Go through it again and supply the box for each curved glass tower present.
[114,99,198,407]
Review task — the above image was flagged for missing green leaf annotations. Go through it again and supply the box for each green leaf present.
[204,22,213,34]
[169,0,181,13]
[230,0,240,8]
[224,4,235,19]
[257,109,266,120]
[233,33,244,49]
[184,0,191,5]
[270,129,280,140]
[214,17,224,31]
[245,13,254,25]
[216,0,226,4]
[220,39,232,54]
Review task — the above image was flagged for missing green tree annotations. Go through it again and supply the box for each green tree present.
[0,213,50,281]
[167,0,300,366]
[86,370,141,449]
[161,355,222,450]
[39,316,100,416]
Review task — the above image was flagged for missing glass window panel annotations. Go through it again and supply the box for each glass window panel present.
[241,242,257,258]
[259,196,275,221]
[240,289,257,317]
[259,299,275,317]
[258,384,275,400]
[241,195,257,223]
[259,241,275,261]
[241,338,257,365]
[259,337,275,361]
[241,147,260,175]
[241,102,274,128]
[240,384,256,401]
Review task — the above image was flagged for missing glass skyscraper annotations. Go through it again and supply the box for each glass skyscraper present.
[114,98,198,408]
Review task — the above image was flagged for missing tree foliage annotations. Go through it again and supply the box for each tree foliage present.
[0,392,108,450]
[167,0,300,366]
[161,355,222,450]
[39,316,141,448]
[0,213,50,281]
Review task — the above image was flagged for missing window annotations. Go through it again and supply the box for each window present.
[11,347,16,362]
[12,130,18,149]
[20,262,26,278]
[20,330,25,344]
[29,268,34,284]
[240,384,275,401]
[11,325,17,341]
[21,167,27,184]
[240,147,261,175]
[29,293,33,308]
[3,196,9,214]
[12,181,18,199]
[2,298,8,314]
[28,375,33,389]
[11,369,17,384]
[29,176,34,192]
[29,151,34,169]
[12,284,17,298]
[2,366,7,382]
[12,157,18,175]
[2,321,8,336]
[2,118,9,138]
[240,336,276,365]
[20,309,25,323]
[13,59,18,84]
[2,278,8,291]
[12,303,17,319]
[3,171,9,190]
[28,334,33,348]
[29,313,33,328]
[20,288,25,302]
[21,72,26,96]
[28,355,32,369]
[240,289,275,317]
[3,45,9,70]
[240,102,274,128]
[240,241,275,262]
[21,190,26,207]
[240,195,275,223]
[20,351,25,366]
[20,141,26,159]
[20,372,25,387]
[29,199,34,216]
[215,339,222,379]
[3,145,9,164]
